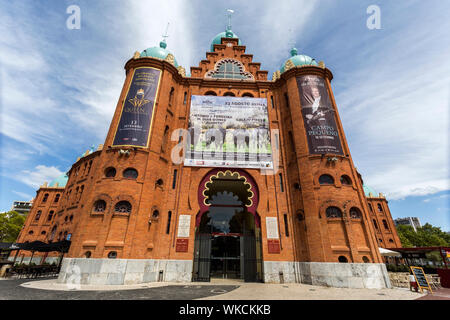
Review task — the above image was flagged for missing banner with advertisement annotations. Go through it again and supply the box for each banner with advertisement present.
[184,95,273,169]
[296,75,343,155]
[112,67,161,147]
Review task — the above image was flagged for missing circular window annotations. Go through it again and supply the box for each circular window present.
[115,201,131,214]
[105,167,116,178]
[338,256,348,263]
[326,206,342,218]
[28,230,34,235]
[389,239,394,243]
[319,174,334,185]
[340,175,352,185]
[108,251,117,259]
[84,251,91,258]
[123,168,138,179]
[156,178,164,186]
[41,231,46,235]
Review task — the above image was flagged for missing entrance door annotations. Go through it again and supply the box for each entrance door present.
[210,235,240,279]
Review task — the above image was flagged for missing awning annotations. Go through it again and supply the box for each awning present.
[379,247,402,257]
[0,240,71,253]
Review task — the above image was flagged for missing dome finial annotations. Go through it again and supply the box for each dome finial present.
[290,47,298,57]
[226,9,234,36]
[160,22,170,49]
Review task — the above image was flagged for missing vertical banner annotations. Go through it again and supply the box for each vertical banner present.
[112,67,161,147]
[296,75,343,155]
[184,95,273,169]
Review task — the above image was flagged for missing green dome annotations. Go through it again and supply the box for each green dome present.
[280,47,318,73]
[49,174,69,188]
[363,185,378,197]
[210,30,242,52]
[140,41,178,67]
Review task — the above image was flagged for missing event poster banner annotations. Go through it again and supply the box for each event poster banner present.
[296,75,343,155]
[184,95,273,169]
[112,67,161,147]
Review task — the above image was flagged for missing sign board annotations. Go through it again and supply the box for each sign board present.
[176,239,189,252]
[177,215,191,238]
[184,95,273,169]
[266,217,279,239]
[112,67,161,147]
[296,75,343,155]
[410,266,433,293]
[268,239,280,254]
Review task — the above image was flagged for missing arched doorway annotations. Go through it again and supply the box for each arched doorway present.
[193,169,262,282]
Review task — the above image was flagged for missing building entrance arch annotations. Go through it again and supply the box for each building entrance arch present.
[193,169,262,282]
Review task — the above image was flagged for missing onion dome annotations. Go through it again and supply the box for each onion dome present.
[49,173,69,188]
[280,47,318,73]
[210,28,242,52]
[140,40,179,67]
[363,185,378,197]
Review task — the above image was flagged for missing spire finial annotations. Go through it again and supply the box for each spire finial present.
[160,22,170,49]
[226,9,234,31]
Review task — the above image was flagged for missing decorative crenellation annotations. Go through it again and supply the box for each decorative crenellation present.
[177,66,186,77]
[165,53,175,66]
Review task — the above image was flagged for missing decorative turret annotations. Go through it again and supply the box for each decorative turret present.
[280,47,318,73]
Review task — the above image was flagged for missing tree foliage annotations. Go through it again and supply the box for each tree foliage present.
[0,211,26,242]
[396,223,450,247]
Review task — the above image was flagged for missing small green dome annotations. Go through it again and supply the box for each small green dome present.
[280,48,318,73]
[49,174,69,188]
[140,41,178,67]
[210,30,242,52]
[363,185,378,197]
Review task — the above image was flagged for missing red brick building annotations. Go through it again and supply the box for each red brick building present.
[14,26,401,288]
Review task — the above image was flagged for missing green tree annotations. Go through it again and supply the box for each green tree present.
[396,223,450,247]
[0,210,26,242]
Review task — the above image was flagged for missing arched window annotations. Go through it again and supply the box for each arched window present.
[93,200,106,212]
[161,126,169,153]
[108,251,117,259]
[349,207,362,219]
[377,203,383,212]
[373,219,378,230]
[54,194,60,203]
[382,219,389,230]
[78,185,84,201]
[115,201,132,214]
[368,203,373,212]
[69,215,73,222]
[183,92,187,104]
[204,91,217,96]
[242,92,254,97]
[41,231,46,235]
[84,251,91,258]
[63,231,68,239]
[205,59,254,80]
[47,210,54,221]
[50,226,57,241]
[123,168,138,179]
[389,239,394,243]
[42,193,49,202]
[152,209,159,218]
[362,256,370,263]
[338,256,348,263]
[319,174,334,185]
[340,175,352,185]
[104,167,116,178]
[28,230,34,235]
[168,87,174,106]
[223,92,235,96]
[35,210,42,221]
[326,206,342,218]
[87,160,93,174]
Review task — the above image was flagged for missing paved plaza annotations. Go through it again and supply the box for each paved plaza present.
[0,277,443,300]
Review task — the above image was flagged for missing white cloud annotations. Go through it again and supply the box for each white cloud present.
[19,165,63,189]
[12,190,33,200]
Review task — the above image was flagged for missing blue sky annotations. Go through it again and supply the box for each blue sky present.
[0,0,449,231]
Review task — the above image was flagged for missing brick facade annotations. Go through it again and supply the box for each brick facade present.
[14,34,401,284]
